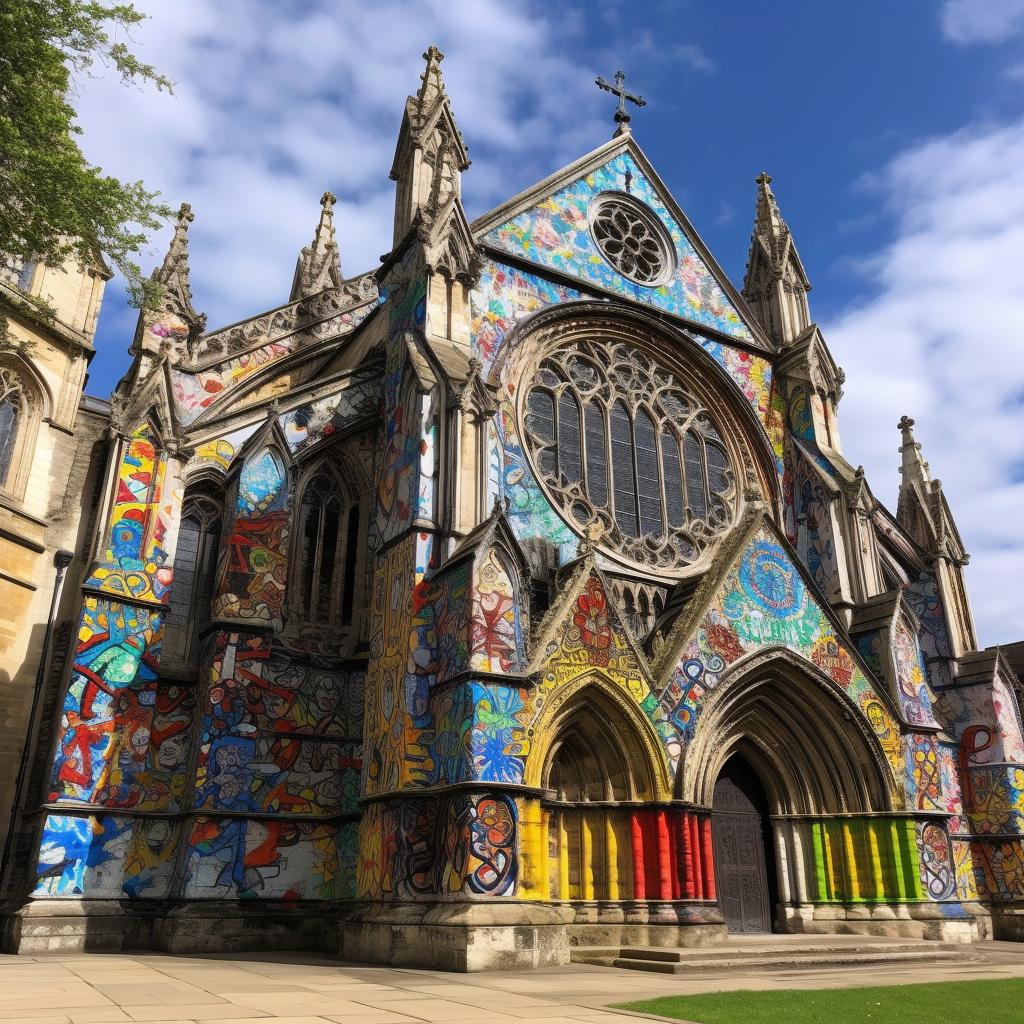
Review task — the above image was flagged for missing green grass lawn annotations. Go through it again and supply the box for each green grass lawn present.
[612,977,1024,1024]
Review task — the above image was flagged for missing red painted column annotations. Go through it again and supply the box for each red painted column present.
[680,811,696,899]
[630,809,647,899]
[656,809,673,901]
[668,809,681,900]
[689,812,703,900]
[701,814,717,901]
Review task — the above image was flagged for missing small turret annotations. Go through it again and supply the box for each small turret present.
[290,191,343,300]
[742,173,811,347]
[895,416,976,654]
[389,46,473,274]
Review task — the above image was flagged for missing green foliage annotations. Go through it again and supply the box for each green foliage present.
[614,978,1024,1024]
[0,1,173,307]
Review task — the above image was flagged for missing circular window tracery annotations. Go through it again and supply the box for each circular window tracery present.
[589,192,675,287]
[521,335,736,573]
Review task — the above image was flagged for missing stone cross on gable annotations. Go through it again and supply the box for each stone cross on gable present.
[595,70,646,133]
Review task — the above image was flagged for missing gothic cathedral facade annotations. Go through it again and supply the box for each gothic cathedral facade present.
[3,50,1024,970]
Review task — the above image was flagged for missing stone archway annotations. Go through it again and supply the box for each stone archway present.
[682,649,902,932]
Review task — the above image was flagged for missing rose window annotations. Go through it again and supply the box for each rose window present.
[522,337,735,572]
[589,192,675,286]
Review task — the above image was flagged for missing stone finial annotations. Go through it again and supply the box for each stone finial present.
[415,46,448,120]
[291,191,342,299]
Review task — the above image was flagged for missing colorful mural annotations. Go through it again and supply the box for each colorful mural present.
[279,378,381,455]
[86,425,180,604]
[794,451,841,602]
[194,631,362,816]
[660,524,904,777]
[182,818,352,899]
[483,151,753,342]
[893,618,939,728]
[357,792,517,899]
[470,549,526,674]
[214,448,289,627]
[171,300,378,427]
[49,599,165,806]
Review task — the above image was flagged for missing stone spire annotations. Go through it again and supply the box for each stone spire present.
[290,191,343,299]
[742,173,811,347]
[152,203,205,330]
[389,46,471,252]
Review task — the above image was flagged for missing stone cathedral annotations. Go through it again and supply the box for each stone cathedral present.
[2,49,1024,970]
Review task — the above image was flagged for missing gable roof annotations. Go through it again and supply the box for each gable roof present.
[472,134,774,353]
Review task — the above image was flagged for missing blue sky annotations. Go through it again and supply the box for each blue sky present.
[74,0,1024,645]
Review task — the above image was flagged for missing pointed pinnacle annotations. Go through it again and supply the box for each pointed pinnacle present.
[417,45,447,109]
[152,202,202,325]
[292,190,342,298]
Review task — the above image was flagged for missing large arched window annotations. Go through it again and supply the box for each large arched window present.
[162,480,223,675]
[522,337,734,572]
[0,360,41,497]
[297,459,360,628]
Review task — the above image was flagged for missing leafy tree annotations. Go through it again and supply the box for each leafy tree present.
[0,1,173,309]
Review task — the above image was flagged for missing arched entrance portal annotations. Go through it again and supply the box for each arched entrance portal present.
[712,754,777,933]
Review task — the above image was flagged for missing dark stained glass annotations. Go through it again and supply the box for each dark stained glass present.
[684,431,707,521]
[557,392,582,485]
[661,431,685,528]
[0,391,20,488]
[634,408,661,537]
[706,440,730,496]
[584,402,608,507]
[342,505,359,625]
[527,389,556,477]
[610,401,638,538]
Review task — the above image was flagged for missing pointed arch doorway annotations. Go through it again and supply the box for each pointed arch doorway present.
[712,754,777,934]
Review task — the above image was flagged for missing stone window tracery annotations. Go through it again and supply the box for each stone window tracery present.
[589,192,675,286]
[522,337,735,572]
[297,459,360,628]
[0,360,39,497]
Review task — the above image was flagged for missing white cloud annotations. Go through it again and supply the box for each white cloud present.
[941,0,1024,43]
[823,120,1024,647]
[74,0,613,358]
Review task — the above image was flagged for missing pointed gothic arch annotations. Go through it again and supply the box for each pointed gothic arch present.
[682,648,900,815]
[0,354,49,498]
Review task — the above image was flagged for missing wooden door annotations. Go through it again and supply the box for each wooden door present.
[712,775,770,933]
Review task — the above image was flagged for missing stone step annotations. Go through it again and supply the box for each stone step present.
[571,944,981,972]
[619,941,966,962]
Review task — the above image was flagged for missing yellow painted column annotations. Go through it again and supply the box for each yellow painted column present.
[558,813,570,901]
[867,820,886,901]
[582,813,595,901]
[538,809,551,899]
[842,821,861,900]
[606,813,619,901]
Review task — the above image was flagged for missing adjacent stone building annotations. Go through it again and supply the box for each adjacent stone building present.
[3,50,1024,970]
[0,252,111,893]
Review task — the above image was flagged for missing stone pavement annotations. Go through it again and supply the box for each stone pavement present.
[5,937,1024,1024]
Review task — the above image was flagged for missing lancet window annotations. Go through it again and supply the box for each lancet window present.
[0,361,39,496]
[523,338,734,571]
[297,459,360,628]
[162,480,224,675]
